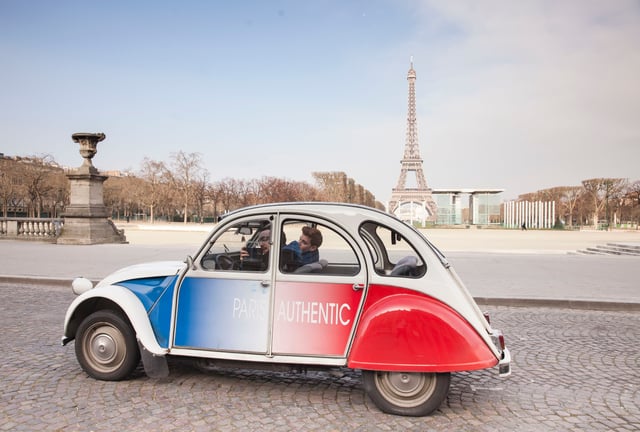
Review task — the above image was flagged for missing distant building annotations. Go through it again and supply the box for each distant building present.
[387,61,504,226]
[433,189,503,226]
[388,60,438,224]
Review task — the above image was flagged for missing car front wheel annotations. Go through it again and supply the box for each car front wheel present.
[75,310,140,381]
[362,370,451,416]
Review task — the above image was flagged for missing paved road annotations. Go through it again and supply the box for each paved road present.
[1,227,639,430]
[448,252,640,308]
[2,282,638,431]
[1,240,638,308]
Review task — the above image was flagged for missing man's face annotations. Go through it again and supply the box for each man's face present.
[299,234,315,253]
[258,229,271,253]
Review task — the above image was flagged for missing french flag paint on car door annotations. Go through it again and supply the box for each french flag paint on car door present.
[174,277,270,353]
[271,280,364,356]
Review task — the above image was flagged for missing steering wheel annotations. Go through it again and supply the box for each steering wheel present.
[215,254,234,270]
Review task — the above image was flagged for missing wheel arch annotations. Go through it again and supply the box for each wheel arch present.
[63,285,167,356]
[347,292,498,372]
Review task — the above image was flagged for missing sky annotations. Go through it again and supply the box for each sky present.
[1,0,639,202]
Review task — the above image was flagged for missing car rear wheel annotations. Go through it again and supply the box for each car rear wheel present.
[362,370,450,416]
[75,310,140,381]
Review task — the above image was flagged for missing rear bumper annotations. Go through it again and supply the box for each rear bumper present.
[498,346,511,377]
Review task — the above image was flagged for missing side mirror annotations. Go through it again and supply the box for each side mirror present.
[186,255,196,270]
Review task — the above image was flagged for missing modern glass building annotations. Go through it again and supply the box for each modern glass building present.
[432,189,504,226]
[470,191,503,225]
[433,193,463,225]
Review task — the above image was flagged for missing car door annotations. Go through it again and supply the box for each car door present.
[271,217,367,357]
[172,215,275,353]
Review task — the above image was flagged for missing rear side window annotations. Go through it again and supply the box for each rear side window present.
[279,219,360,276]
[359,222,425,277]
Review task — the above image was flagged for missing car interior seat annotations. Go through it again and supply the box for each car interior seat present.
[390,255,418,276]
[293,259,328,274]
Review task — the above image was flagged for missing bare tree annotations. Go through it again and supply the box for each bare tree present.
[216,177,243,214]
[0,157,20,217]
[43,170,69,218]
[626,180,640,227]
[312,172,349,202]
[581,178,628,229]
[139,157,169,224]
[192,171,209,223]
[561,186,583,228]
[21,154,59,217]
[255,176,321,203]
[610,179,631,226]
[167,151,207,223]
[237,178,259,207]
[534,186,583,227]
[602,178,628,227]
[207,182,223,221]
[104,175,146,221]
[312,171,384,206]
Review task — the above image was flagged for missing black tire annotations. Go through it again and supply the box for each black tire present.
[75,310,140,381]
[362,370,451,416]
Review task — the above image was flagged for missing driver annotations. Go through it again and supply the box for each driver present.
[240,228,271,270]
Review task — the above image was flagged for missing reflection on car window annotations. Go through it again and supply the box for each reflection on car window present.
[201,218,272,272]
[279,219,360,276]
[359,222,425,277]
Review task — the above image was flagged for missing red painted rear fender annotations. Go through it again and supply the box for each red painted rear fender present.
[348,286,498,372]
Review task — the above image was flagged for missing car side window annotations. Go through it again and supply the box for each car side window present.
[201,218,272,272]
[279,219,360,276]
[359,222,426,277]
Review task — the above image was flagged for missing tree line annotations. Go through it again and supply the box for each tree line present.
[518,178,640,228]
[2,152,638,228]
[0,152,383,222]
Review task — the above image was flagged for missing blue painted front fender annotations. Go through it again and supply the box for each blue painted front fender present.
[62,285,168,356]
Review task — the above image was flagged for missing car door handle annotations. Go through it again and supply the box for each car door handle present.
[353,283,365,291]
[261,280,270,287]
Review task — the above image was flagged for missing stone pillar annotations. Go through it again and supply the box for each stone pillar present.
[57,133,127,245]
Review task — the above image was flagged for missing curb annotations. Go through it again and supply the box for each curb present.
[0,275,74,287]
[0,275,101,288]
[2,275,639,312]
[474,297,640,312]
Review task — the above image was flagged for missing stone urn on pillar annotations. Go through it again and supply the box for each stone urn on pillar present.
[57,133,127,244]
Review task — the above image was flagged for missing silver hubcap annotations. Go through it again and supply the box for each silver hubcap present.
[91,333,117,364]
[388,373,423,397]
[375,372,437,408]
[83,323,126,373]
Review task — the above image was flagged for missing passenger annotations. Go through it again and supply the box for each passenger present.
[281,226,323,270]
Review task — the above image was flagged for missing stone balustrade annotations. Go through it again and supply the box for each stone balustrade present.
[0,218,63,241]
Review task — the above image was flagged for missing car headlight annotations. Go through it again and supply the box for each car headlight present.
[71,277,94,295]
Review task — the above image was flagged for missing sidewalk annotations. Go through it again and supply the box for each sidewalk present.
[1,224,638,309]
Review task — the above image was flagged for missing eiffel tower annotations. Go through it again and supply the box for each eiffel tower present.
[388,60,437,223]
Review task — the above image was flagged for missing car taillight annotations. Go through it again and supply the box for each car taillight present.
[483,311,491,324]
[490,330,506,352]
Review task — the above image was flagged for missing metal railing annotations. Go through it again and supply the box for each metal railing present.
[0,218,63,241]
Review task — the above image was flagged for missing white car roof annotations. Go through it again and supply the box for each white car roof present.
[223,202,396,225]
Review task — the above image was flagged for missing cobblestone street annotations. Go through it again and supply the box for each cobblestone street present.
[1,282,638,431]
